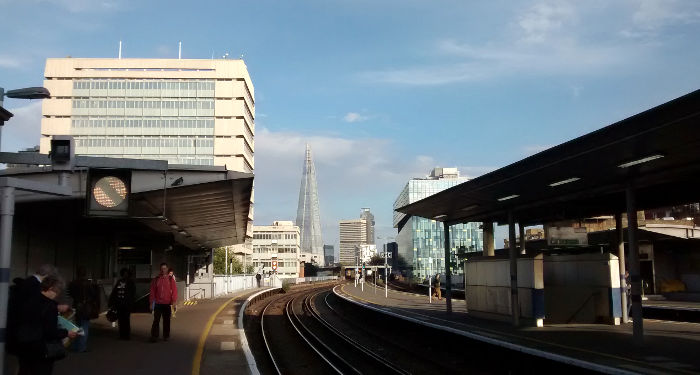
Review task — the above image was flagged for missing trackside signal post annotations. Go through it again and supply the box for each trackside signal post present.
[385,250,391,298]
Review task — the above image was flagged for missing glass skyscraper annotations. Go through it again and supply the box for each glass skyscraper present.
[296,144,324,264]
[393,168,483,279]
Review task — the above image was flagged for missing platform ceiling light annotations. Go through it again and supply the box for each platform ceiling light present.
[460,204,479,212]
[433,214,447,220]
[549,177,581,187]
[497,194,519,202]
[617,154,664,168]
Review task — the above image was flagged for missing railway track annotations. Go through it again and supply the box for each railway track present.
[255,285,410,375]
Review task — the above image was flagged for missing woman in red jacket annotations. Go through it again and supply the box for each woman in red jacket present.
[149,263,177,342]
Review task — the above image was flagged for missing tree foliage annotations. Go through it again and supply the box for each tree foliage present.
[304,262,319,277]
[213,247,245,275]
[368,255,385,266]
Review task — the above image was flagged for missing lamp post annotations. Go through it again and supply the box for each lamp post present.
[0,86,50,373]
[0,86,51,151]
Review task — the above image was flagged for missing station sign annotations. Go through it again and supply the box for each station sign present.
[547,226,588,246]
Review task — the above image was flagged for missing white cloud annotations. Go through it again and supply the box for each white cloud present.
[3,0,127,13]
[359,1,694,86]
[343,112,369,123]
[631,0,700,30]
[517,1,575,44]
[522,144,554,155]
[253,128,490,249]
[0,56,25,69]
[1,101,43,152]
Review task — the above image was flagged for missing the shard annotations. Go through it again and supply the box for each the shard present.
[296,144,324,265]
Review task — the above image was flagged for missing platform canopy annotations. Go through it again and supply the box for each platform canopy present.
[132,167,253,249]
[397,89,700,226]
[0,157,253,250]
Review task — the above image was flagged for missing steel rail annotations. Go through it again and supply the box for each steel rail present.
[285,295,351,374]
[306,291,410,375]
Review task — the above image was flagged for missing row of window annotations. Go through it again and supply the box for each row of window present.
[252,247,298,254]
[253,233,298,240]
[72,99,215,110]
[74,136,214,149]
[72,118,215,129]
[84,153,215,166]
[252,261,298,268]
[73,79,215,92]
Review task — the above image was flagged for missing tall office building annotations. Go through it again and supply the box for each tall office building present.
[296,144,324,264]
[393,168,483,279]
[40,58,254,172]
[360,208,376,245]
[339,218,367,265]
[323,244,334,266]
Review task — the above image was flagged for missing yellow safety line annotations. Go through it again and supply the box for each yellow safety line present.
[191,296,237,375]
[338,284,697,374]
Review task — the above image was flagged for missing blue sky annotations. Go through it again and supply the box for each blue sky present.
[2,0,700,252]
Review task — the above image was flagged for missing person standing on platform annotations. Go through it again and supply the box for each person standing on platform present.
[432,273,442,301]
[17,275,78,375]
[256,272,261,287]
[150,262,178,342]
[7,265,68,375]
[68,266,99,353]
[109,268,135,340]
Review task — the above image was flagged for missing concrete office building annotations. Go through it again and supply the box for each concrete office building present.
[323,244,335,266]
[339,218,367,265]
[40,58,254,172]
[252,221,300,278]
[360,208,376,245]
[393,167,483,279]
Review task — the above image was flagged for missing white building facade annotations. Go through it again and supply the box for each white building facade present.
[252,221,300,278]
[41,58,254,172]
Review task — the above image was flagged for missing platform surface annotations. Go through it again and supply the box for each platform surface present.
[338,282,700,374]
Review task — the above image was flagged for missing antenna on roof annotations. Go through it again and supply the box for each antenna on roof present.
[178,41,182,59]
[118,40,122,59]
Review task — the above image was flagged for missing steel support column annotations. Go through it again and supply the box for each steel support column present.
[443,222,452,314]
[508,211,520,326]
[519,223,526,255]
[0,186,16,372]
[615,213,629,324]
[626,186,644,344]
[483,221,494,256]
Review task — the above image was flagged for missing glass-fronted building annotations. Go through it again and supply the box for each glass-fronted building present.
[393,168,483,279]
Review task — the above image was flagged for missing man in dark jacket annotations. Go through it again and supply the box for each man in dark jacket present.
[7,265,66,374]
[17,275,78,375]
[109,268,136,340]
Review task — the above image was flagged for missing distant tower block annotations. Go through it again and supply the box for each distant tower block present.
[296,144,324,265]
